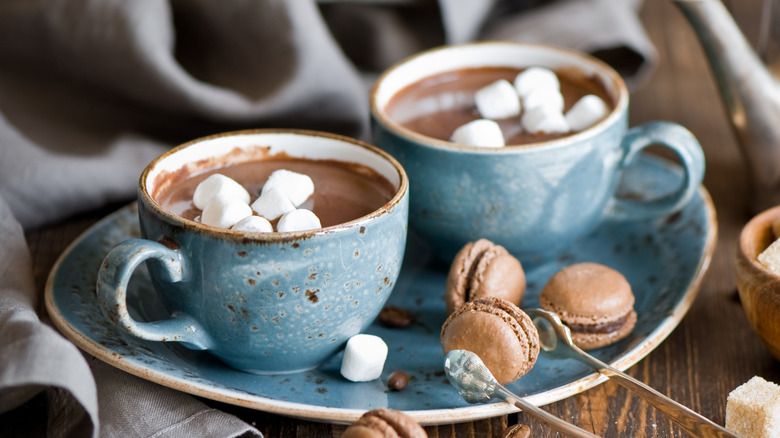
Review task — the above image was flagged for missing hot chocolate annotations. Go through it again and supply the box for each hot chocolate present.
[156,156,396,228]
[385,66,613,145]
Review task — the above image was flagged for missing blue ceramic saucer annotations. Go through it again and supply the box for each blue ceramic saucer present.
[45,153,716,425]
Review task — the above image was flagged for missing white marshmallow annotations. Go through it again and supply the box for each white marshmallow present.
[262,170,314,207]
[340,334,388,382]
[522,87,565,113]
[475,79,521,120]
[450,119,505,148]
[514,67,560,97]
[192,174,251,210]
[251,186,296,220]
[200,198,253,229]
[565,94,609,132]
[276,209,321,232]
[521,105,570,134]
[231,215,273,233]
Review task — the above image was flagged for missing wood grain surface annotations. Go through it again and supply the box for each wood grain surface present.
[26,1,780,437]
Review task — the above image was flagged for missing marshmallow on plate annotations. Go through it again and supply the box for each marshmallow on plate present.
[192,174,251,210]
[565,94,609,132]
[251,186,296,220]
[200,197,253,229]
[475,79,521,120]
[277,209,322,232]
[514,67,560,98]
[262,169,314,207]
[451,119,505,148]
[521,105,570,134]
[340,334,388,382]
[231,215,273,233]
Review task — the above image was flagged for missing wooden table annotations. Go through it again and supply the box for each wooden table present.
[26,1,779,436]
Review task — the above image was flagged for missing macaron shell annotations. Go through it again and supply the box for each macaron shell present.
[539,262,634,326]
[470,248,526,307]
[366,408,427,438]
[340,424,392,438]
[342,414,398,438]
[445,239,525,314]
[441,297,540,384]
[571,309,637,350]
[445,239,494,313]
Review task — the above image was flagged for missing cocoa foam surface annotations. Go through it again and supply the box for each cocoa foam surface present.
[156,156,396,228]
[386,66,613,145]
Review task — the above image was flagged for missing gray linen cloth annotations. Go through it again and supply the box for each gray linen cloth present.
[0,0,655,436]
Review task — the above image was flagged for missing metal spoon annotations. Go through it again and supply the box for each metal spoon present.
[444,349,599,437]
[526,308,738,438]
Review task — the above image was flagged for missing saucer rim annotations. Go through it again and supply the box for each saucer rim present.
[44,169,717,425]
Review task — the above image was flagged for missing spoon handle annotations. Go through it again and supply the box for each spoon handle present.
[493,385,600,438]
[573,350,738,438]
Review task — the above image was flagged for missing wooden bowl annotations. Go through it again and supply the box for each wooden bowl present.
[736,204,780,361]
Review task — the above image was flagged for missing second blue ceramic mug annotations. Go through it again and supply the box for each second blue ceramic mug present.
[370,42,705,266]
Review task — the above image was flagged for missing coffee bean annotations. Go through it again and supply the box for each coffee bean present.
[386,371,409,391]
[378,305,414,328]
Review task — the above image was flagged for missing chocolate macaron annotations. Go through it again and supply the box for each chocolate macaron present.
[341,408,426,438]
[441,296,539,385]
[445,239,526,314]
[539,262,637,350]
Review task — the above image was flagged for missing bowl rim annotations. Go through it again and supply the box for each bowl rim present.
[737,204,780,283]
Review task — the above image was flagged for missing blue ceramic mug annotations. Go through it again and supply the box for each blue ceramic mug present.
[370,42,705,266]
[96,130,409,374]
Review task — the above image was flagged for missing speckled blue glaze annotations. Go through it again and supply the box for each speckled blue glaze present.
[370,42,705,266]
[46,153,717,425]
[95,130,409,374]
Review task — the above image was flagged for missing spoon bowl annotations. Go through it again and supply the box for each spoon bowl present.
[442,349,496,404]
[443,349,598,438]
[526,308,577,360]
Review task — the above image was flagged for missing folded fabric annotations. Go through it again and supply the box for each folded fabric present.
[322,0,656,89]
[0,194,262,438]
[0,1,656,436]
[0,196,97,437]
[0,0,366,230]
[482,0,656,89]
[91,358,259,438]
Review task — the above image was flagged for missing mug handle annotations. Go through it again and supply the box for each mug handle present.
[96,238,211,350]
[607,121,705,220]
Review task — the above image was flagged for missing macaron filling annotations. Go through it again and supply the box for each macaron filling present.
[567,311,632,334]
